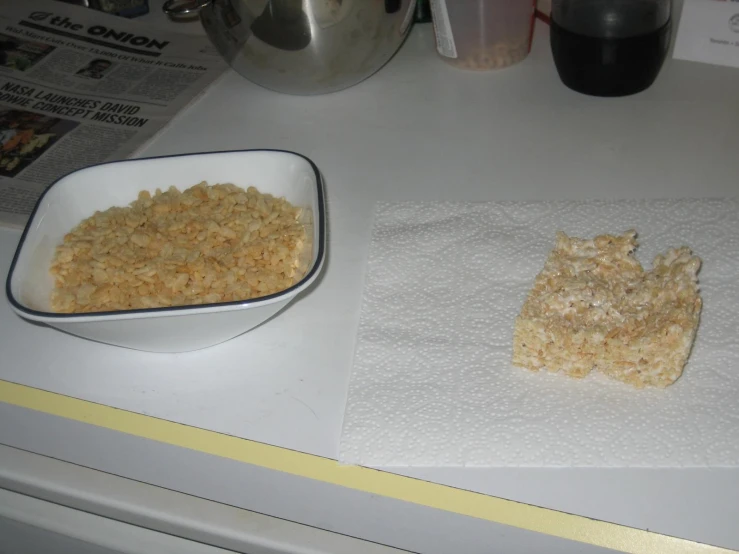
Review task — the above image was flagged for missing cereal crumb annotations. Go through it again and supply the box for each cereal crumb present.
[511,231,702,388]
[446,38,529,70]
[50,182,308,313]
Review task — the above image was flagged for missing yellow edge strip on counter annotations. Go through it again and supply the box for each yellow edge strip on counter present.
[0,379,734,554]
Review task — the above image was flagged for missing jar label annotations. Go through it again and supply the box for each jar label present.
[429,0,457,58]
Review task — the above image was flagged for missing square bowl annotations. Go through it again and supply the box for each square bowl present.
[5,149,326,353]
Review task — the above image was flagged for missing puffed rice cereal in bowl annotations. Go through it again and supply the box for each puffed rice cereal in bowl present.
[50,182,308,313]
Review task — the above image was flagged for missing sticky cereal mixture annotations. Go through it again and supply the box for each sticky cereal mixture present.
[454,39,530,70]
[512,231,702,388]
[50,182,307,313]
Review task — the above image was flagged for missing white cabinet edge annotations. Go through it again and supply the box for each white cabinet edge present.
[0,488,236,554]
[0,445,406,554]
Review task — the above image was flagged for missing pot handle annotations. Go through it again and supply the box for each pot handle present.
[162,0,212,18]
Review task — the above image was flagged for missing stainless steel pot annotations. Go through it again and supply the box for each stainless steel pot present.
[164,0,414,95]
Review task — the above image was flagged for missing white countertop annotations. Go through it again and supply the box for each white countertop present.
[2,4,739,553]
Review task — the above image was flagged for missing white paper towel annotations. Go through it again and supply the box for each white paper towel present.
[339,199,739,467]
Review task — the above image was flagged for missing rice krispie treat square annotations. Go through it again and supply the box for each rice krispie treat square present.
[512,230,702,388]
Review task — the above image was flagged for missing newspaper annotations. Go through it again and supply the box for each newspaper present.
[0,0,228,228]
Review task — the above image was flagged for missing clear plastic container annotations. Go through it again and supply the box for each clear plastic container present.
[430,0,536,70]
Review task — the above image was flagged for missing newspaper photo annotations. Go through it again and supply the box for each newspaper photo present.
[0,0,228,228]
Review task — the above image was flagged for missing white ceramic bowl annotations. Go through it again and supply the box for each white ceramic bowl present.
[5,150,326,353]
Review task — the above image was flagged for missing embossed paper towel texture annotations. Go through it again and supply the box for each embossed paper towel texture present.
[339,200,739,467]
